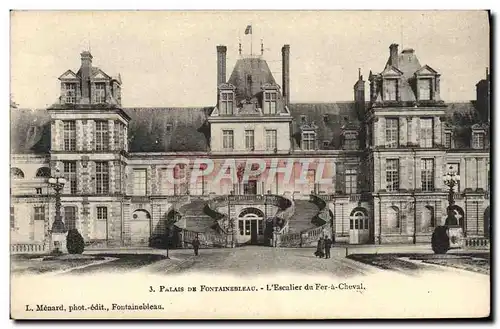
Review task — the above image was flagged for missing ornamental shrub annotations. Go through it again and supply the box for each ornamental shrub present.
[431,226,450,254]
[66,229,85,254]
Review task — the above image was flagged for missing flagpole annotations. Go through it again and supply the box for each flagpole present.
[251,22,253,57]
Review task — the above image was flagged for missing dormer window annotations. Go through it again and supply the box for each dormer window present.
[384,79,398,101]
[220,92,234,115]
[300,115,306,123]
[302,131,316,150]
[343,131,358,150]
[264,92,277,115]
[473,132,485,149]
[419,78,432,100]
[64,83,76,104]
[95,83,106,103]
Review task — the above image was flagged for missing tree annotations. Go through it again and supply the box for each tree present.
[66,229,85,254]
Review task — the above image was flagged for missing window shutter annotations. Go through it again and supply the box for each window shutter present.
[380,159,387,191]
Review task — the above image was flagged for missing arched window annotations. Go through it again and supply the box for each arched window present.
[35,167,51,178]
[238,208,264,218]
[11,167,24,179]
[132,209,151,220]
[421,206,435,231]
[387,206,400,230]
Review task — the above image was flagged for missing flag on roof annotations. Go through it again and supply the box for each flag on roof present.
[245,25,252,35]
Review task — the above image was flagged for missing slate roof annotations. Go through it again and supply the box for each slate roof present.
[124,107,211,152]
[10,101,484,154]
[227,58,277,104]
[288,102,360,149]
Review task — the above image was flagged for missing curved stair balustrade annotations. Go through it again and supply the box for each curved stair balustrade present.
[309,194,330,227]
[205,194,294,233]
[279,194,331,247]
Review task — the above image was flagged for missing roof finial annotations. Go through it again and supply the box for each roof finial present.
[239,42,242,56]
[261,39,264,56]
[486,67,489,78]
[358,68,361,79]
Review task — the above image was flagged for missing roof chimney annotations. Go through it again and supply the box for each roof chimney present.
[80,51,93,102]
[216,45,227,87]
[282,44,290,107]
[389,43,399,68]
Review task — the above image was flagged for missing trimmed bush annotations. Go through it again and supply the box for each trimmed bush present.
[431,226,450,254]
[66,229,85,254]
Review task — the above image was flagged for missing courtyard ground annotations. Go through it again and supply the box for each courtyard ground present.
[10,244,490,277]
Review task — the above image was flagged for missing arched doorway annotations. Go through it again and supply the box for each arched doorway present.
[150,209,181,249]
[445,205,465,228]
[130,209,151,245]
[237,207,265,245]
[349,207,369,244]
[484,206,490,238]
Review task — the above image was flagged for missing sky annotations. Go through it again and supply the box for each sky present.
[10,10,490,108]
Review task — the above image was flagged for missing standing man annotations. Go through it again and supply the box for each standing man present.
[324,236,333,259]
[192,235,201,256]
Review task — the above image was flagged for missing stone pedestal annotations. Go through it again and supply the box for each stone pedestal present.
[51,232,68,253]
[447,226,464,249]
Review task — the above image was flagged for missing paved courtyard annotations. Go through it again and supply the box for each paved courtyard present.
[140,246,373,277]
[11,245,490,278]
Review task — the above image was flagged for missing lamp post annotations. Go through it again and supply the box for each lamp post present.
[47,168,67,253]
[228,192,235,248]
[443,165,461,226]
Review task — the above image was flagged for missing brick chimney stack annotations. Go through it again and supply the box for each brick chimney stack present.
[354,69,365,121]
[216,45,227,87]
[282,44,290,107]
[80,51,93,102]
[389,43,399,68]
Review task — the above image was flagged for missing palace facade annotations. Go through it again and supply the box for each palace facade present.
[10,42,490,251]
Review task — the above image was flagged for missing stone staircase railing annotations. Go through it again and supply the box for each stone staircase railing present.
[276,194,295,234]
[463,237,490,250]
[279,224,330,248]
[279,194,330,248]
[206,194,294,235]
[182,229,227,248]
[11,243,47,254]
[309,194,330,226]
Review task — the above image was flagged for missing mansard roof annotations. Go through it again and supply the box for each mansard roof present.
[227,57,277,104]
[10,101,485,154]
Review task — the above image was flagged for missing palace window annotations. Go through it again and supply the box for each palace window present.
[302,132,316,150]
[264,92,277,115]
[95,83,106,103]
[386,206,400,230]
[63,121,76,151]
[421,158,435,191]
[419,78,432,100]
[444,131,452,148]
[419,118,434,148]
[133,168,147,196]
[96,162,109,194]
[34,206,45,221]
[266,130,277,150]
[114,122,122,151]
[386,159,399,191]
[63,161,77,194]
[95,121,109,151]
[222,130,234,150]
[64,83,76,104]
[10,206,15,229]
[245,130,254,150]
[472,132,485,149]
[97,207,107,221]
[421,206,435,232]
[220,92,234,115]
[384,79,398,101]
[385,118,399,148]
[64,206,76,230]
[343,132,358,150]
[345,168,357,194]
